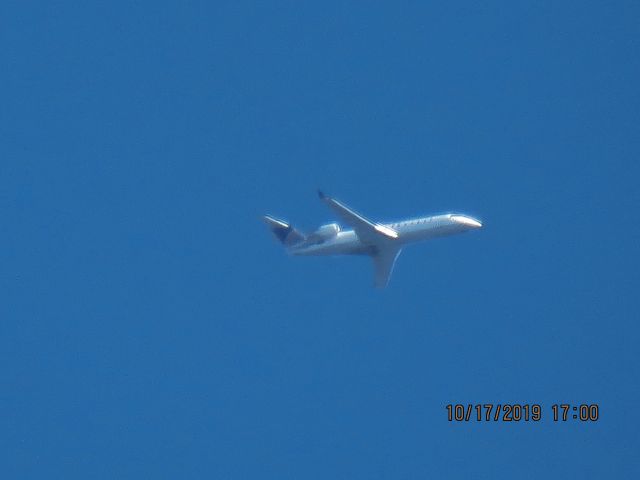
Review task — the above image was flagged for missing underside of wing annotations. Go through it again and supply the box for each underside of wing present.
[318,191,398,244]
[372,247,402,288]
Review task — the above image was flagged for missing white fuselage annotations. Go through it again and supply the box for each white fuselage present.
[290,213,482,256]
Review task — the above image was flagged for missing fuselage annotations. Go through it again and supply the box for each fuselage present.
[290,213,482,256]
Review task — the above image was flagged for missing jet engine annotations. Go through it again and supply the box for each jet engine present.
[310,223,341,241]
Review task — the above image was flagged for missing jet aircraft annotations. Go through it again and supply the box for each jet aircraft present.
[263,191,482,288]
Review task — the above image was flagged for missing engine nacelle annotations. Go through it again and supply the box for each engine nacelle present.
[311,223,341,240]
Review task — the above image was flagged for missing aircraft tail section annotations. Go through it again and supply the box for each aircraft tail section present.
[263,215,306,247]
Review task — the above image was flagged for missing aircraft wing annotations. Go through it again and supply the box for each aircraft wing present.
[317,191,398,244]
[372,247,402,288]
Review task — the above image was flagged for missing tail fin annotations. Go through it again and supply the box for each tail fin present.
[262,215,306,247]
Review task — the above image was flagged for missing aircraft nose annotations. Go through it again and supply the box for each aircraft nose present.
[451,215,483,228]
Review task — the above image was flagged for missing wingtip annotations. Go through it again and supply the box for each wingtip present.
[317,189,325,200]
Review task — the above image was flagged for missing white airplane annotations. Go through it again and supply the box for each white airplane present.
[263,191,482,288]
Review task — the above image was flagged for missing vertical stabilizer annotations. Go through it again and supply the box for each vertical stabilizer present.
[262,215,306,247]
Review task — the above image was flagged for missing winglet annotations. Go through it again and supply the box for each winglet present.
[317,189,326,200]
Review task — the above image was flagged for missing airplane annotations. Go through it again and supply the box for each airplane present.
[263,191,482,288]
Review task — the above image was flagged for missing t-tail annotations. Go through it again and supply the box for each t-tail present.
[262,215,306,248]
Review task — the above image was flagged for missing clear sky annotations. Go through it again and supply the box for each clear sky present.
[2,1,639,478]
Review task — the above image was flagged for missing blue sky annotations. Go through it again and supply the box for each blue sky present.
[2,1,639,478]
